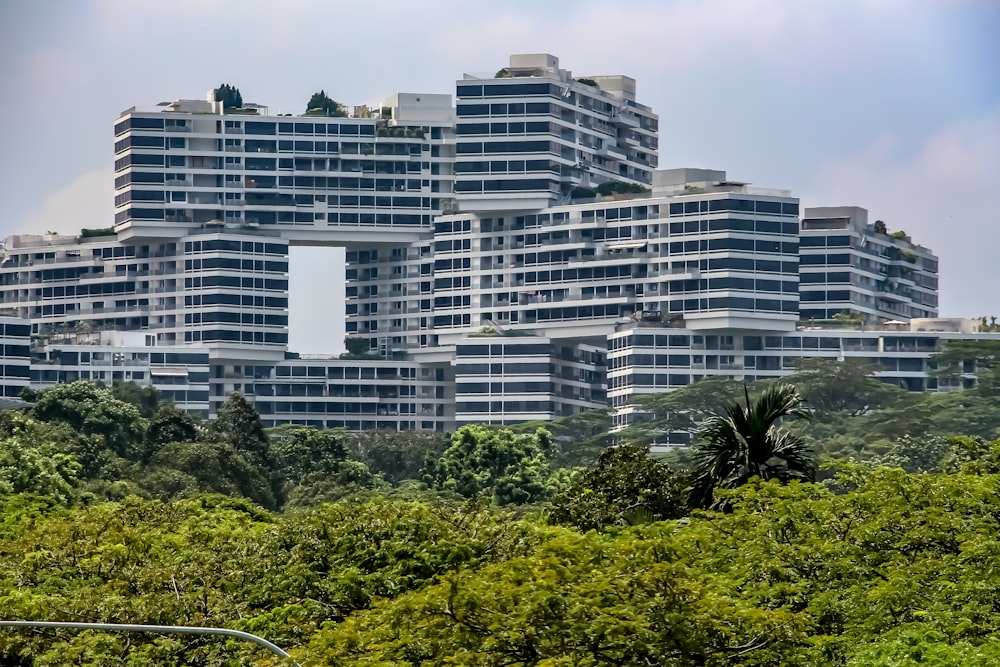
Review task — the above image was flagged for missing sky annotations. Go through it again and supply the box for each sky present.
[1,0,998,352]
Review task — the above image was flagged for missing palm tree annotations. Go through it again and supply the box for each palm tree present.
[688,383,815,509]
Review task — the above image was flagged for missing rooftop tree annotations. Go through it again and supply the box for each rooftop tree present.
[306,90,346,116]
[213,83,243,110]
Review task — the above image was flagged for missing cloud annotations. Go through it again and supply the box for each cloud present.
[10,169,113,237]
[807,103,1000,317]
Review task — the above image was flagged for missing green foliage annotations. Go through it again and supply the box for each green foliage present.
[268,424,381,506]
[305,89,346,116]
[143,440,278,509]
[31,380,146,463]
[690,384,814,509]
[349,429,448,486]
[867,434,951,473]
[508,408,613,468]
[575,77,599,87]
[213,83,243,110]
[787,357,906,416]
[551,444,690,530]
[595,180,651,196]
[622,376,746,446]
[342,336,370,357]
[79,227,115,238]
[423,425,554,505]
[306,524,804,665]
[0,413,80,503]
[931,338,1000,381]
[210,393,270,466]
[110,380,162,418]
[146,403,200,452]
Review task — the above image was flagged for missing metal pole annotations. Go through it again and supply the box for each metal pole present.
[0,621,300,666]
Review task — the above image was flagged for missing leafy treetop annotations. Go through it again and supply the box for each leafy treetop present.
[306,90,346,116]
[213,83,243,110]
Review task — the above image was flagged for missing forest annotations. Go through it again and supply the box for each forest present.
[2,341,1000,665]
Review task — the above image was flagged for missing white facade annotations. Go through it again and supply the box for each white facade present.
[0,230,290,359]
[454,335,606,425]
[30,331,210,414]
[799,206,938,322]
[113,93,454,245]
[417,172,801,346]
[607,319,998,435]
[454,54,658,211]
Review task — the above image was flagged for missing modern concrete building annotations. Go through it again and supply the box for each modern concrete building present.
[0,53,981,435]
[0,313,31,400]
[607,317,998,438]
[455,53,657,211]
[113,92,455,245]
[799,206,938,322]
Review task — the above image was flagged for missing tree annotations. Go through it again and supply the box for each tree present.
[144,441,277,509]
[213,83,242,110]
[110,381,162,419]
[621,376,746,446]
[210,393,270,467]
[349,429,448,486]
[30,381,146,462]
[145,404,200,454]
[930,339,1000,384]
[268,424,349,483]
[342,336,370,357]
[595,180,650,196]
[786,357,907,416]
[867,434,951,473]
[0,413,80,503]
[423,425,554,505]
[550,444,690,530]
[510,408,614,468]
[305,90,345,116]
[689,383,814,509]
[873,219,888,234]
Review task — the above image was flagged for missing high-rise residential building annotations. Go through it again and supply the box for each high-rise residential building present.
[799,206,938,322]
[454,54,658,211]
[0,313,31,400]
[0,230,290,357]
[2,53,982,434]
[607,317,991,439]
[421,168,800,345]
[113,93,454,244]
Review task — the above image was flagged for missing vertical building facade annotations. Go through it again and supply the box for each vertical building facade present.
[454,54,658,211]
[799,206,939,322]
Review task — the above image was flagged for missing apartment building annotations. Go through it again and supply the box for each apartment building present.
[413,168,800,346]
[30,331,210,414]
[453,335,606,425]
[113,93,454,245]
[0,230,290,357]
[0,314,31,400]
[0,53,976,434]
[455,53,658,211]
[607,317,996,436]
[799,206,938,322]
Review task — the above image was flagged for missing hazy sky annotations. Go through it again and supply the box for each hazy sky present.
[1,0,998,352]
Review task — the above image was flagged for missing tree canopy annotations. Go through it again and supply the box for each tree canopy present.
[306,90,346,116]
[3,364,1000,664]
[213,83,243,110]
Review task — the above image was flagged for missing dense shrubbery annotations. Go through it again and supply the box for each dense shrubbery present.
[3,341,1000,663]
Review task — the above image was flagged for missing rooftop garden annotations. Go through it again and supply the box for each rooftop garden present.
[305,90,347,117]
